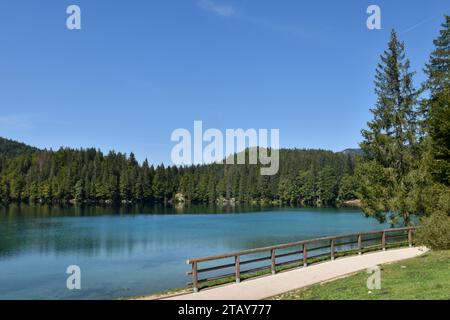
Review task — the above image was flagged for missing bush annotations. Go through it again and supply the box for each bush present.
[416,213,450,250]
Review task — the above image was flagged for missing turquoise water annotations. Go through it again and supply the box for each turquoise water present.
[0,205,390,300]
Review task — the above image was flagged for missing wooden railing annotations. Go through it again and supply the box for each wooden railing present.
[186,227,415,292]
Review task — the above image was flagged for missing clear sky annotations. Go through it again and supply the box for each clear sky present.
[0,0,448,165]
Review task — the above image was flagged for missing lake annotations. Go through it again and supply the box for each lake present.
[0,204,390,300]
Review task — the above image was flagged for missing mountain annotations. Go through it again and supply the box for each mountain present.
[0,137,39,157]
[341,148,363,156]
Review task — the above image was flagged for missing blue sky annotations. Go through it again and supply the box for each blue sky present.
[0,0,448,165]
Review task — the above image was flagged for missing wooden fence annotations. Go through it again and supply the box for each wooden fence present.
[186,227,415,292]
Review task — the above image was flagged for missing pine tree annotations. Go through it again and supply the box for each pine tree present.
[337,174,359,202]
[424,16,450,186]
[152,165,167,202]
[297,170,315,206]
[74,179,84,201]
[317,166,338,206]
[424,15,450,96]
[427,87,450,185]
[358,30,421,225]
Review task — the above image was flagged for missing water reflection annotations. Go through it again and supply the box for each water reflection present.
[0,203,282,217]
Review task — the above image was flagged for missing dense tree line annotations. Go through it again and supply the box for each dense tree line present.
[0,144,358,206]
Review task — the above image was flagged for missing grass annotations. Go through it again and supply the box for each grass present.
[270,250,450,300]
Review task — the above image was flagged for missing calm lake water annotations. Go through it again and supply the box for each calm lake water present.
[0,204,390,300]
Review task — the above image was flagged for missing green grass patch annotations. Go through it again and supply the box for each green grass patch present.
[270,250,450,300]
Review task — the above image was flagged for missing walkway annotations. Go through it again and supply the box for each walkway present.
[162,246,428,300]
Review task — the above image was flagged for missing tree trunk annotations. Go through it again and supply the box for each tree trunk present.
[403,212,410,226]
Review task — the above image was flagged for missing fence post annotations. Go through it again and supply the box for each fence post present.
[303,244,308,267]
[271,249,276,274]
[192,261,199,293]
[382,231,386,251]
[408,228,413,247]
[235,255,240,283]
[330,239,335,261]
[358,234,362,255]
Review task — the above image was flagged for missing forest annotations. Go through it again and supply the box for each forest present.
[0,138,359,206]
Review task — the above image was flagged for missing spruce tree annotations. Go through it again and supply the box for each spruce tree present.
[424,16,450,186]
[427,87,450,186]
[424,15,450,96]
[358,30,420,225]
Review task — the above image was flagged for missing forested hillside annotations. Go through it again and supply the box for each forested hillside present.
[0,142,359,206]
[0,137,38,157]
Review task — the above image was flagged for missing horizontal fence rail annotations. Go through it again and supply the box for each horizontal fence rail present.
[186,227,415,292]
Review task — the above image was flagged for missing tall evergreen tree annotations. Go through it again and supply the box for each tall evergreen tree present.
[358,30,421,225]
[424,16,450,186]
[427,87,450,186]
[424,15,450,96]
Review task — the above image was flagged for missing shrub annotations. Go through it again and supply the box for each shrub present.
[416,212,450,250]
